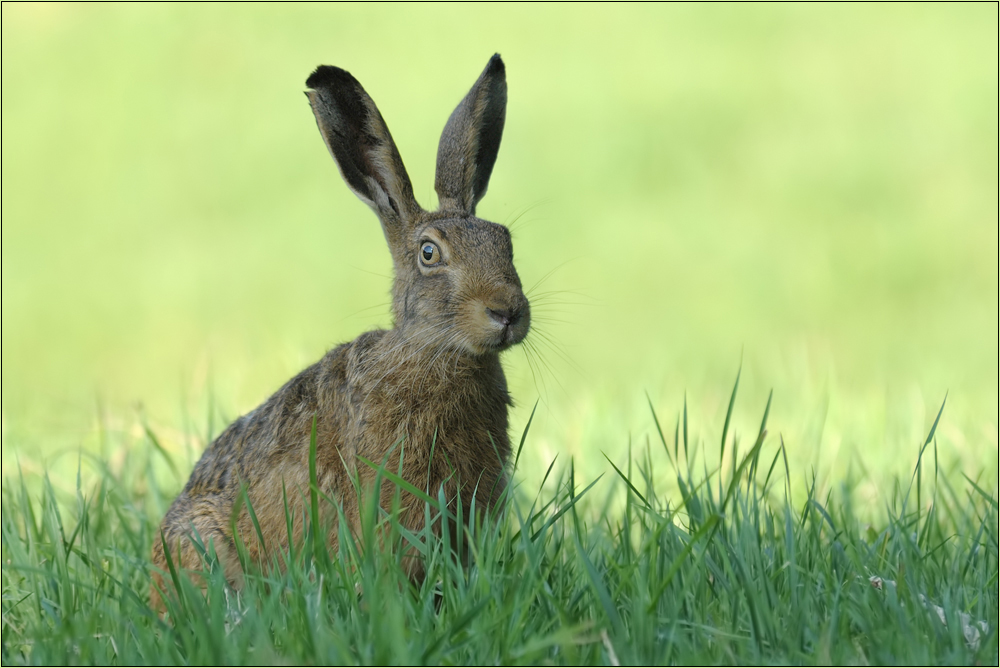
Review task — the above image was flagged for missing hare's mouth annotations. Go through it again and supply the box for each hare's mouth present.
[451,300,530,355]
[480,304,530,352]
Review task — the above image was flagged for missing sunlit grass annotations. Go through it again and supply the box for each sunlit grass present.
[2,389,996,665]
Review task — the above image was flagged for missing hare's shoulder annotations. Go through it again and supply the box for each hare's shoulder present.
[181,332,388,496]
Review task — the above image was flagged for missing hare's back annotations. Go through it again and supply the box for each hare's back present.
[184,342,365,498]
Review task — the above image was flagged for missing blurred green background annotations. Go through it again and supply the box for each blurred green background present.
[2,4,997,493]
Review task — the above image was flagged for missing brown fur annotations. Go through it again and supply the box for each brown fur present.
[150,55,528,610]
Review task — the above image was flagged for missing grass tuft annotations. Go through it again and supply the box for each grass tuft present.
[2,395,997,665]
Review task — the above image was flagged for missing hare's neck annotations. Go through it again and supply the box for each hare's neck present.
[377,330,502,387]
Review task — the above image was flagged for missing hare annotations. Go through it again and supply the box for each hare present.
[150,54,529,609]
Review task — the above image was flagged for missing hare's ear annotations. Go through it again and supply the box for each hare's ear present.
[435,54,507,216]
[306,66,421,239]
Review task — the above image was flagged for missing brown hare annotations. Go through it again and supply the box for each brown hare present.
[150,54,529,610]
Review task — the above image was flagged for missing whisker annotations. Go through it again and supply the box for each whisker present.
[335,301,393,325]
[524,258,579,296]
[503,199,550,235]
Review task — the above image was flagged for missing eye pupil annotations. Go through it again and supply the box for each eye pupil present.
[421,243,438,264]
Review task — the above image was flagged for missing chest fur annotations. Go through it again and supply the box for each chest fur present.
[338,337,512,487]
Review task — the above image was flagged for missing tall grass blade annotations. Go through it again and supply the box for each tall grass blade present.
[720,364,742,468]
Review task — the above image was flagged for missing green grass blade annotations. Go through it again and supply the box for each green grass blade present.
[602,451,650,508]
[575,537,622,634]
[513,399,539,474]
[963,473,999,510]
[720,364,742,467]
[647,513,721,612]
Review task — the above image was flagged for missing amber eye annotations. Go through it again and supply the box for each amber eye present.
[419,242,440,266]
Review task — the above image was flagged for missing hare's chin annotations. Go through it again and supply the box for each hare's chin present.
[455,331,521,356]
[480,327,528,354]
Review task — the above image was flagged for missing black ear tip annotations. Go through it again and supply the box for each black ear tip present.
[486,53,505,76]
[306,65,358,90]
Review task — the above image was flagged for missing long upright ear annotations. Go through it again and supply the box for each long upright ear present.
[435,54,507,216]
[306,66,421,242]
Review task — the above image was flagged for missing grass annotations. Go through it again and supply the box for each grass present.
[3,384,997,665]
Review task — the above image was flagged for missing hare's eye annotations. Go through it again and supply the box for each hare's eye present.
[419,242,441,266]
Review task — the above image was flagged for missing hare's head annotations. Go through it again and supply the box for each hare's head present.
[306,55,529,356]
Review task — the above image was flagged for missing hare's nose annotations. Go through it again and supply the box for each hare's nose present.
[487,307,521,328]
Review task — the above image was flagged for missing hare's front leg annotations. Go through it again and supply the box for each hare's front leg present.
[150,499,245,612]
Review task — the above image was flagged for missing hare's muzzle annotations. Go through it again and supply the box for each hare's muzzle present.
[484,300,530,350]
